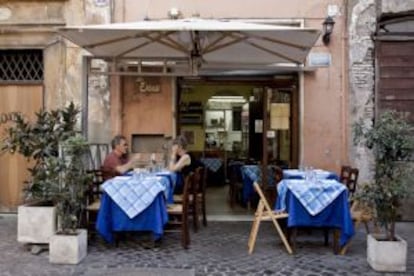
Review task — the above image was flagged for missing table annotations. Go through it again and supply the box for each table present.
[241,166,338,205]
[201,157,225,186]
[275,179,354,250]
[200,158,223,173]
[96,172,175,243]
[241,165,276,204]
[96,193,168,243]
[283,169,339,181]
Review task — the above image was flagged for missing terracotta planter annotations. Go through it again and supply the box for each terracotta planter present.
[49,229,87,264]
[367,233,407,272]
[17,203,56,244]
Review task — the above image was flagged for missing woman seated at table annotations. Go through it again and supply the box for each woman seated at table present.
[168,135,199,191]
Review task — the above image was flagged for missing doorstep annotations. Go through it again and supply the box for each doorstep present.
[207,214,253,221]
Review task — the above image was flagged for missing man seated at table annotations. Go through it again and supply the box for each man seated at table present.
[101,135,165,250]
[102,135,141,179]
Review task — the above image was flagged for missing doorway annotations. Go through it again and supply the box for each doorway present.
[0,85,43,212]
[0,49,44,212]
[177,76,299,216]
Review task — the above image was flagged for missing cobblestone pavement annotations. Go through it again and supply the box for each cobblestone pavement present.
[0,215,412,276]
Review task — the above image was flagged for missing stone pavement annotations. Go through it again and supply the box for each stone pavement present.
[0,215,412,276]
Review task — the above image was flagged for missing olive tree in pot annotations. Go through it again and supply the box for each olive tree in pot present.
[1,103,78,244]
[354,110,413,272]
[49,134,91,264]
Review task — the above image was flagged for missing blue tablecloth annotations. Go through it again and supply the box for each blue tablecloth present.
[96,171,176,243]
[200,158,223,173]
[96,192,168,243]
[275,189,354,247]
[241,166,339,204]
[276,179,346,215]
[155,171,177,203]
[241,165,276,204]
[103,175,169,218]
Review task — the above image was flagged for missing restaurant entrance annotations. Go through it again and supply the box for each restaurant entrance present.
[115,73,301,216]
[177,76,299,214]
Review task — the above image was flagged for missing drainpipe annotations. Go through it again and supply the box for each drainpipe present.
[374,0,382,120]
[110,0,115,23]
[81,56,89,138]
[261,88,270,189]
[341,0,349,166]
[299,19,305,167]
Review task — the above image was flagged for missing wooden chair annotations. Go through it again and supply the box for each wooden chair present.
[167,172,194,249]
[197,166,208,227]
[248,181,293,254]
[339,166,359,199]
[351,200,377,232]
[228,160,245,207]
[173,166,207,232]
[189,167,201,232]
[100,166,118,181]
[87,143,110,172]
[267,165,284,207]
[339,200,377,255]
[85,169,104,235]
[323,165,358,251]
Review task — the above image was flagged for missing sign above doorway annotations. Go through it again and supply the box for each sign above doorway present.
[135,77,161,94]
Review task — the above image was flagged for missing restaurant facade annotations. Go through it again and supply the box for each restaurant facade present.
[0,0,413,219]
[87,0,349,176]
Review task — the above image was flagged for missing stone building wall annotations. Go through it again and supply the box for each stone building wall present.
[63,0,111,143]
[349,0,414,182]
[87,59,111,144]
[349,0,414,220]
[382,0,414,13]
[0,0,111,143]
[348,0,377,182]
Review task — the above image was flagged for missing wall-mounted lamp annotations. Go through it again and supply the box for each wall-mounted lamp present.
[322,16,335,45]
[168,8,181,20]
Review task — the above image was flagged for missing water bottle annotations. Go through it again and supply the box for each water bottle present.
[304,167,309,182]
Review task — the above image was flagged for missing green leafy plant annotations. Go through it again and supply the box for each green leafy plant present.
[1,103,91,234]
[1,102,79,202]
[353,110,413,241]
[55,135,91,234]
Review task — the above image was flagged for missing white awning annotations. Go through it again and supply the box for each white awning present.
[59,18,320,75]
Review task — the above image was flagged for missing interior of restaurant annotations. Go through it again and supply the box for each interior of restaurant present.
[175,76,298,217]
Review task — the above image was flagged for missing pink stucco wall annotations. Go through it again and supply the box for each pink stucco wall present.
[116,0,337,22]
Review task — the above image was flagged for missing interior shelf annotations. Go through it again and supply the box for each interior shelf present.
[180,101,204,125]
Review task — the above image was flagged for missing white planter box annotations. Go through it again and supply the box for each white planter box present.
[49,229,87,265]
[17,204,56,244]
[367,233,407,272]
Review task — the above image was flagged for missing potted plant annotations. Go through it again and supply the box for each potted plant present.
[354,110,413,272]
[1,103,79,244]
[49,134,91,264]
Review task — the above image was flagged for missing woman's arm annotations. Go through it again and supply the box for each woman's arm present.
[169,153,191,172]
